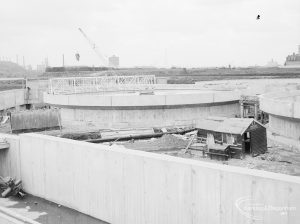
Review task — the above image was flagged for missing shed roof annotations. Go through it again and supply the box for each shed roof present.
[195,117,265,135]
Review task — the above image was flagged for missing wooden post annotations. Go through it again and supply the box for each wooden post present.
[240,102,244,118]
[254,103,258,120]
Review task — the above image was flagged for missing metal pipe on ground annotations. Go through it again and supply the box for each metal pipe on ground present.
[85,128,197,143]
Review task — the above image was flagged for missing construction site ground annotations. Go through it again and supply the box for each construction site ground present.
[116,134,300,176]
[0,194,107,224]
[1,121,300,177]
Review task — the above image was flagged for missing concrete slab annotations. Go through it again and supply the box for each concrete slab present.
[0,195,108,224]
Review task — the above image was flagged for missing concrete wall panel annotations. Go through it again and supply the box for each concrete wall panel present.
[68,95,112,107]
[27,80,48,105]
[0,90,26,111]
[43,93,69,106]
[165,92,213,105]
[260,91,300,147]
[10,109,60,132]
[213,91,241,102]
[0,134,21,180]
[60,103,240,129]
[112,94,166,107]
[0,134,298,224]
[269,115,300,141]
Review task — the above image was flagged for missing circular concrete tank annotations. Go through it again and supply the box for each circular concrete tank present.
[260,90,300,148]
[44,89,241,129]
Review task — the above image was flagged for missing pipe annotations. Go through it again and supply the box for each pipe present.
[85,128,197,143]
[1,187,11,197]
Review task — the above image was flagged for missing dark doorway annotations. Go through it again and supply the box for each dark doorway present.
[244,132,251,154]
[25,104,32,110]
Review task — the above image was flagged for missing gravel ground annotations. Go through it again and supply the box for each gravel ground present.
[229,146,300,176]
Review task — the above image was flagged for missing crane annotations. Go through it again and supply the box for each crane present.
[78,28,107,66]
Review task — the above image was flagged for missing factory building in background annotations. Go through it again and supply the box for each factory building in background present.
[108,55,119,68]
[285,45,300,67]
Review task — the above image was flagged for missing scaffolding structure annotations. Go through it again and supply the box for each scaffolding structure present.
[239,95,268,124]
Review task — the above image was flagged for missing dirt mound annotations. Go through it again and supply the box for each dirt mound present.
[61,132,101,140]
[0,61,26,76]
[151,134,188,149]
[121,134,189,151]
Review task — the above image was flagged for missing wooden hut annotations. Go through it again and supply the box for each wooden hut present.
[196,117,267,159]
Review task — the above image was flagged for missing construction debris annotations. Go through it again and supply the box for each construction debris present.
[0,138,9,150]
[181,131,198,154]
[0,176,24,198]
[0,115,9,125]
[86,127,196,143]
[61,132,101,140]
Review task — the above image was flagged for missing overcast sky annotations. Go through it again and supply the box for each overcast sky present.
[0,0,300,68]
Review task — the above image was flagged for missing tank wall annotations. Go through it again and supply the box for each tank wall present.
[0,89,26,111]
[60,103,240,129]
[269,115,300,140]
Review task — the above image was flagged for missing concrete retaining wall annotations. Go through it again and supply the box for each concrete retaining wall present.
[0,81,47,112]
[26,80,48,105]
[10,109,60,133]
[0,90,26,111]
[0,134,21,179]
[0,133,299,224]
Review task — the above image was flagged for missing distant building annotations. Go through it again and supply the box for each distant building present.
[108,55,119,68]
[284,45,300,67]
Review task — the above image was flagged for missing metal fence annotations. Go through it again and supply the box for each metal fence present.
[48,75,157,94]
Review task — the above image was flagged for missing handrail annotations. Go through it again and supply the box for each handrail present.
[48,75,157,94]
